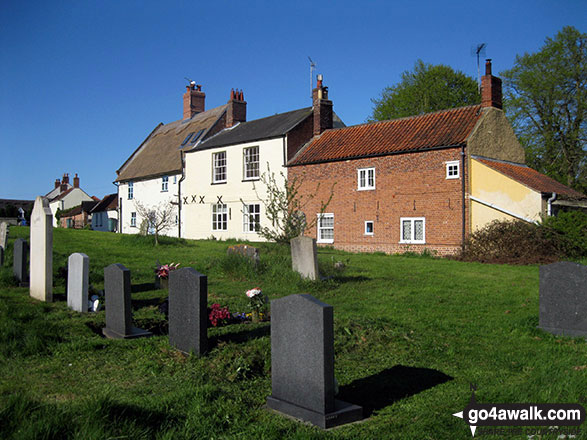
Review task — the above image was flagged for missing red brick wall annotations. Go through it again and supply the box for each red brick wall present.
[286,114,313,161]
[60,212,89,229]
[289,148,468,256]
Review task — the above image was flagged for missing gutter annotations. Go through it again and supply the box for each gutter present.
[177,150,186,238]
[546,192,557,217]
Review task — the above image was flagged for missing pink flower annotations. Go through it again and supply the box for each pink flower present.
[246,288,262,298]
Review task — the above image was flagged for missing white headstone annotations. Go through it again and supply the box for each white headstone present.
[0,222,8,250]
[291,236,319,281]
[67,253,89,312]
[30,196,53,302]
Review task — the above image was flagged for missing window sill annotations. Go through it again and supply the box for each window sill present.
[357,187,375,191]
[317,239,334,244]
[211,181,227,185]
[242,178,260,182]
[446,176,459,180]
[399,240,425,244]
[161,190,168,193]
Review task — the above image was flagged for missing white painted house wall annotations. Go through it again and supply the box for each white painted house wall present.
[182,137,287,241]
[118,174,181,237]
[48,188,94,227]
[91,210,119,232]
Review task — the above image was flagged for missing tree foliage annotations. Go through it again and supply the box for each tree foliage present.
[502,26,586,193]
[369,60,480,121]
[251,170,334,245]
[133,201,175,246]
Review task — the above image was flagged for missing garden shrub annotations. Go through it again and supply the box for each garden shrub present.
[540,210,587,258]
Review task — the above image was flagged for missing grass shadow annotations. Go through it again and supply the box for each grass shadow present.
[209,323,270,349]
[132,282,157,293]
[338,365,453,416]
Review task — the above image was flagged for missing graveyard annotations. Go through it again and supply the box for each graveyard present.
[0,225,585,439]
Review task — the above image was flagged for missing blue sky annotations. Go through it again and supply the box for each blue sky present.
[1,0,585,200]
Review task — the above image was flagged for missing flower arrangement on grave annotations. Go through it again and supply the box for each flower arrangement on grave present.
[246,287,267,322]
[208,303,231,327]
[155,262,180,279]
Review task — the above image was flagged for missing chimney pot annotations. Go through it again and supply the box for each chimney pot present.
[55,178,61,189]
[485,59,492,75]
[481,59,502,109]
[73,173,80,188]
[227,88,246,127]
[312,75,333,136]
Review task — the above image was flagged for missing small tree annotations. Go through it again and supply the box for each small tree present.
[250,170,334,245]
[133,201,175,246]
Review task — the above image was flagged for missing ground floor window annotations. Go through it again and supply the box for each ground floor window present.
[212,203,228,231]
[130,212,137,227]
[317,213,334,243]
[400,217,425,243]
[365,220,374,235]
[243,203,260,233]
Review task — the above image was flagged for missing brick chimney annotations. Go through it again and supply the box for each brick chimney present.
[481,59,502,109]
[73,173,79,188]
[60,173,69,192]
[227,88,247,127]
[183,83,205,119]
[54,178,61,189]
[312,74,333,135]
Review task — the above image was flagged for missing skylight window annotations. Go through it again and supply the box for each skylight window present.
[181,132,194,147]
[190,129,204,145]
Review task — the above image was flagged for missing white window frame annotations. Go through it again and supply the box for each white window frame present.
[317,213,334,244]
[357,167,376,190]
[446,161,460,179]
[242,203,261,233]
[162,176,169,192]
[243,146,260,180]
[399,217,425,244]
[128,182,133,200]
[212,151,227,183]
[212,203,227,231]
[130,212,137,227]
[364,220,374,236]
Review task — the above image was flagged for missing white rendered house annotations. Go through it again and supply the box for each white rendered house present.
[45,173,94,227]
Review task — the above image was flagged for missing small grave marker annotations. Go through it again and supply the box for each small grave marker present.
[539,261,586,337]
[290,236,319,281]
[168,267,208,355]
[102,264,152,339]
[67,253,89,312]
[227,244,260,266]
[267,294,363,428]
[0,221,8,250]
[13,238,28,284]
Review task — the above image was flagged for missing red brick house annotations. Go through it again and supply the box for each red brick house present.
[287,60,585,255]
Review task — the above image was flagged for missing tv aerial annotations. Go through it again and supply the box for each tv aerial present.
[471,43,486,91]
[308,56,316,98]
[184,77,196,87]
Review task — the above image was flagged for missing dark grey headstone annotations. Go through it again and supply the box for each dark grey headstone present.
[227,244,260,265]
[0,247,3,266]
[168,268,208,355]
[539,262,587,338]
[13,238,28,284]
[102,264,152,339]
[267,294,363,428]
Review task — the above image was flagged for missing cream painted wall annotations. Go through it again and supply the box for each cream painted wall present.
[182,137,286,241]
[470,159,542,231]
[118,174,180,237]
[48,188,94,227]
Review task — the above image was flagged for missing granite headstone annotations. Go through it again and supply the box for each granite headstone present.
[67,253,89,312]
[267,294,363,428]
[102,264,152,339]
[168,267,208,355]
[539,261,586,337]
[30,196,53,302]
[13,238,28,284]
[290,236,319,281]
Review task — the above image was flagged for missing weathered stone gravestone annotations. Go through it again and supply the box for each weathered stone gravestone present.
[13,238,28,284]
[539,261,586,337]
[227,244,260,266]
[30,196,53,302]
[267,294,363,428]
[290,236,319,281]
[168,268,208,355]
[0,221,8,251]
[102,264,152,339]
[67,253,89,312]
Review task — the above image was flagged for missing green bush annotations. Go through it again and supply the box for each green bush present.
[541,211,587,258]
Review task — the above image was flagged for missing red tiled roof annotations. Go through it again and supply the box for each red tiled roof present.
[289,105,483,166]
[477,158,585,198]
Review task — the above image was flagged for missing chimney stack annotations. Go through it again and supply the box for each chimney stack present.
[73,173,80,188]
[183,83,206,119]
[60,173,69,192]
[227,88,247,127]
[312,74,333,136]
[55,178,61,189]
[481,59,502,109]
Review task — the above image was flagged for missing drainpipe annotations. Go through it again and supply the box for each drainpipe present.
[178,150,186,238]
[461,146,466,249]
[547,192,557,217]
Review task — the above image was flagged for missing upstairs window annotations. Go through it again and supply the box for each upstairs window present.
[243,203,260,233]
[446,161,460,179]
[400,217,425,244]
[317,213,334,243]
[162,176,169,192]
[358,167,375,190]
[128,182,134,200]
[213,151,227,183]
[243,146,260,180]
[212,203,227,230]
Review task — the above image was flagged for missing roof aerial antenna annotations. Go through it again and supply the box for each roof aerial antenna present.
[308,56,316,99]
[471,43,486,92]
[184,77,196,87]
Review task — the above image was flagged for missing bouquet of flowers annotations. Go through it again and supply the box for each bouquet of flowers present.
[208,303,231,327]
[246,287,267,322]
[155,262,180,279]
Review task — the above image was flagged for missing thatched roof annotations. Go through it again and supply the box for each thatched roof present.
[116,104,227,182]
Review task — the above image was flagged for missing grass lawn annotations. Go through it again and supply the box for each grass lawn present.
[0,227,585,439]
